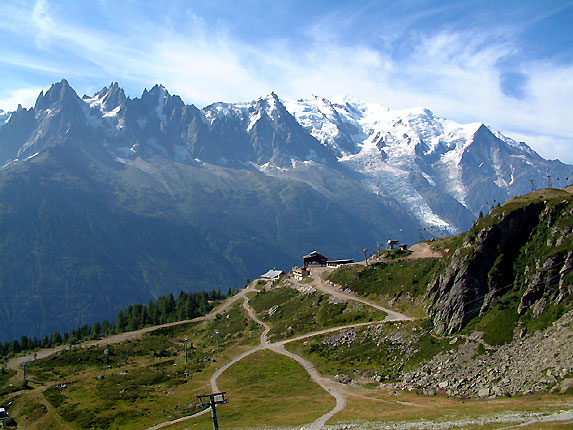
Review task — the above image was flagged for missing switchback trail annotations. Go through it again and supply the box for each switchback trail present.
[147,269,415,429]
[11,271,414,430]
[205,268,416,429]
[209,294,347,430]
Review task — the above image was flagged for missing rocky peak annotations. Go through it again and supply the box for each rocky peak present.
[84,82,127,115]
[34,79,82,112]
[253,91,286,121]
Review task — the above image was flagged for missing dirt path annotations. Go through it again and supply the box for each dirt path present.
[148,272,416,429]
[11,275,412,430]
[146,408,211,430]
[407,242,443,259]
[208,295,348,430]
[269,342,346,430]
[7,283,260,371]
[276,320,395,346]
[305,267,413,322]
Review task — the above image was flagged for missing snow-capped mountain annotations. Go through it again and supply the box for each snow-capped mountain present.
[282,95,557,233]
[2,80,571,235]
[1,79,572,341]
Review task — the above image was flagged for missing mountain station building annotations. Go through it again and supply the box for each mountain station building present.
[261,269,285,280]
[303,251,353,268]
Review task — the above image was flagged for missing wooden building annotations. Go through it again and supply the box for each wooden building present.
[303,251,328,267]
[303,250,353,268]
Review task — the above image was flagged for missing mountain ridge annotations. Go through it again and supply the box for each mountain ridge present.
[0,79,572,341]
[3,80,570,235]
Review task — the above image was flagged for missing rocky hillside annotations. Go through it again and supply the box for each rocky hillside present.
[321,190,572,398]
[428,187,572,336]
[392,309,573,397]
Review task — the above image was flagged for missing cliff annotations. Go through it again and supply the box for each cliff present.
[427,187,573,336]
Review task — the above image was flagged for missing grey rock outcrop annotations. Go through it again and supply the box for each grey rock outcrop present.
[428,192,573,335]
[390,310,573,397]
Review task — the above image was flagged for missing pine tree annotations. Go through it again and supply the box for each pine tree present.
[10,339,21,354]
[90,322,102,339]
[51,331,62,345]
[115,310,127,332]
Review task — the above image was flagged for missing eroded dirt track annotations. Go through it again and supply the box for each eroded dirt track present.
[205,272,415,430]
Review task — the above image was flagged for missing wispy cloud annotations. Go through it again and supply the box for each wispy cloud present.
[0,86,49,111]
[0,0,571,163]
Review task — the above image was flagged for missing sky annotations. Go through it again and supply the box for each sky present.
[0,0,572,163]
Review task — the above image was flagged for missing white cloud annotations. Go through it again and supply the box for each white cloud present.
[504,131,573,165]
[2,0,571,163]
[0,87,47,111]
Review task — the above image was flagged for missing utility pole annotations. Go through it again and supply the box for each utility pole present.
[547,175,553,188]
[183,336,189,364]
[214,330,220,349]
[376,242,381,258]
[21,362,29,384]
[529,179,536,192]
[197,392,229,430]
[417,228,425,242]
[362,248,368,265]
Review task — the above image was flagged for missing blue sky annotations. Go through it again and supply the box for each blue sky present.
[1,0,572,163]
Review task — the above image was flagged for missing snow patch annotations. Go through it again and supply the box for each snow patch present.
[155,86,168,123]
[103,106,120,118]
[247,111,261,131]
[0,109,11,125]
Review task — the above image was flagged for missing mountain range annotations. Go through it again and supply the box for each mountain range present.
[0,79,572,341]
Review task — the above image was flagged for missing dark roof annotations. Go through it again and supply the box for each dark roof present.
[303,250,326,259]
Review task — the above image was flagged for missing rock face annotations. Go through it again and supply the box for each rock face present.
[391,310,573,397]
[427,189,573,335]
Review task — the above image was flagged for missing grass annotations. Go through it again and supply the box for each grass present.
[6,200,573,430]
[286,320,453,380]
[10,299,262,430]
[249,288,385,341]
[332,389,573,428]
[378,249,412,260]
[327,259,439,298]
[5,393,62,430]
[206,349,335,429]
[429,234,465,253]
[326,258,440,316]
[525,296,572,333]
[0,367,18,396]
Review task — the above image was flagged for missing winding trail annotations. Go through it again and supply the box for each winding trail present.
[11,271,413,430]
[204,269,415,430]
[146,408,211,430]
[407,242,444,259]
[209,294,348,429]
[145,270,415,429]
[7,282,258,371]
[305,267,412,322]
